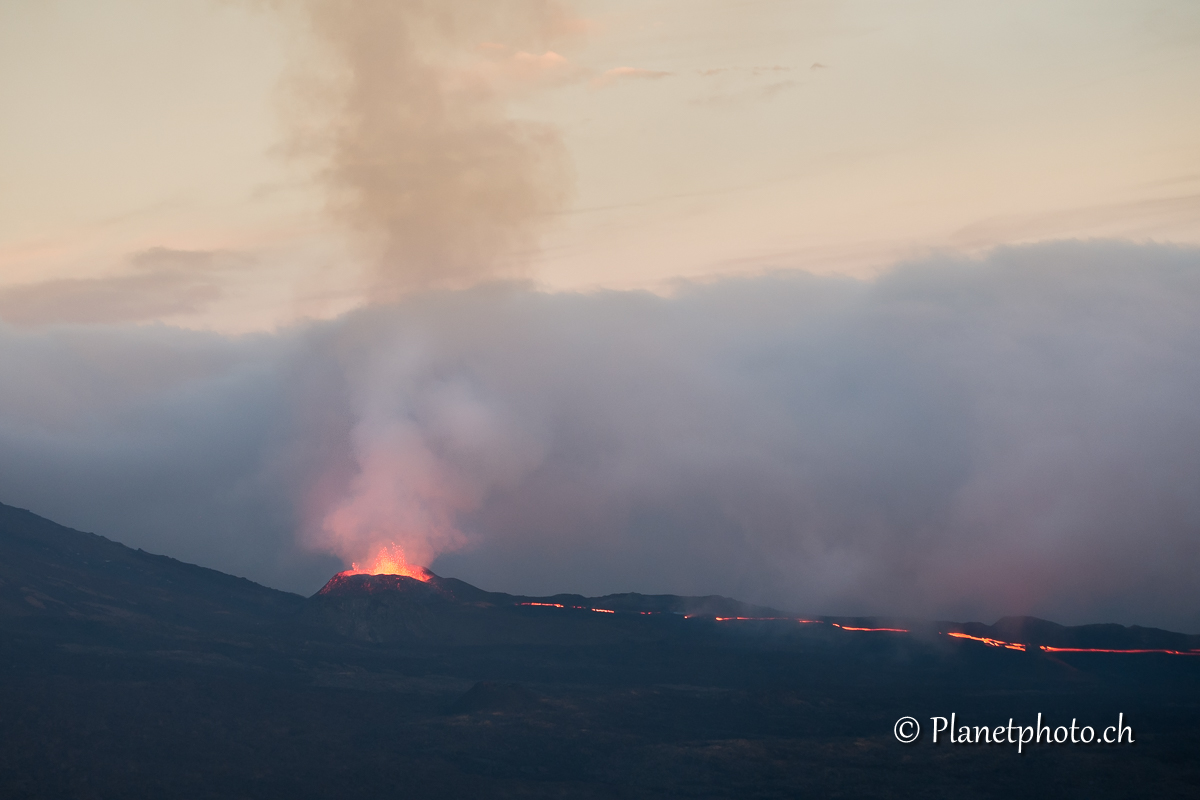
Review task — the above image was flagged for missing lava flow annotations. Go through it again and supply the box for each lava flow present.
[947,631,1027,651]
[1039,645,1200,656]
[943,632,1200,655]
[832,623,910,632]
[341,543,433,582]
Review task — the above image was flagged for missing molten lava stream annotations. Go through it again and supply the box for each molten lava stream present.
[832,623,909,633]
[1039,645,1200,656]
[942,632,1199,655]
[946,632,1026,651]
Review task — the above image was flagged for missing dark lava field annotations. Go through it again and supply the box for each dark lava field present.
[2,501,1198,798]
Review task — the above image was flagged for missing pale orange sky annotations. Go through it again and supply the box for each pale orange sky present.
[1,0,1198,332]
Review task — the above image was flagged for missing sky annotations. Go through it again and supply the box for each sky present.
[1,1,1199,630]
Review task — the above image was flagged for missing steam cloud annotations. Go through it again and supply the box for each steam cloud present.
[2,241,1199,632]
[0,248,238,326]
[3,3,1198,632]
[281,0,578,296]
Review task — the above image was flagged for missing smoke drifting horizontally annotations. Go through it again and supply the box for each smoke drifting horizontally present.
[3,3,1199,634]
[2,242,1200,632]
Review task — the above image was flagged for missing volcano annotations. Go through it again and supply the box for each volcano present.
[304,566,811,645]
[3,500,1200,799]
[307,565,1200,655]
[313,566,795,615]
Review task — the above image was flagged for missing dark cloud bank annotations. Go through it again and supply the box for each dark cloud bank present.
[2,240,1199,632]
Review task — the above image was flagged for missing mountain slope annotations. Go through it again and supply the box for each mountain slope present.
[0,501,303,633]
[4,499,1198,655]
[2,503,1200,799]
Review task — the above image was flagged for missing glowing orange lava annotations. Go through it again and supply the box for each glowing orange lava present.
[519,602,565,608]
[591,608,615,613]
[946,632,1027,651]
[942,632,1199,655]
[344,543,432,582]
[833,623,910,632]
[715,616,793,621]
[1039,645,1200,656]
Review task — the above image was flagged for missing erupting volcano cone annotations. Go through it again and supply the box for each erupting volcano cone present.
[340,543,433,582]
[316,569,440,598]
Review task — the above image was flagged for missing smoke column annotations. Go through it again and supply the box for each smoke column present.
[280,0,577,296]
[266,0,581,571]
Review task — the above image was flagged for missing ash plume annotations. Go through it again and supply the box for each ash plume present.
[248,0,581,574]
[278,0,579,297]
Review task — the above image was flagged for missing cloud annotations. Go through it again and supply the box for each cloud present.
[692,81,798,107]
[689,65,798,105]
[1,241,1199,633]
[592,67,674,87]
[948,192,1200,249]
[697,66,790,78]
[0,248,242,326]
[474,47,584,89]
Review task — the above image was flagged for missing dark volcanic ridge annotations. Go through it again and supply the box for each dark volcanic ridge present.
[3,499,1198,655]
[315,569,793,617]
[0,501,302,633]
[310,567,1200,655]
[6,500,1200,800]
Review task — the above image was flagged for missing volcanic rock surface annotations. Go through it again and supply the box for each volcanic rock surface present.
[3,499,1200,799]
[0,501,302,633]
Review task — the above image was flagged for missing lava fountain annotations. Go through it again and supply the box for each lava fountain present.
[340,542,433,582]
